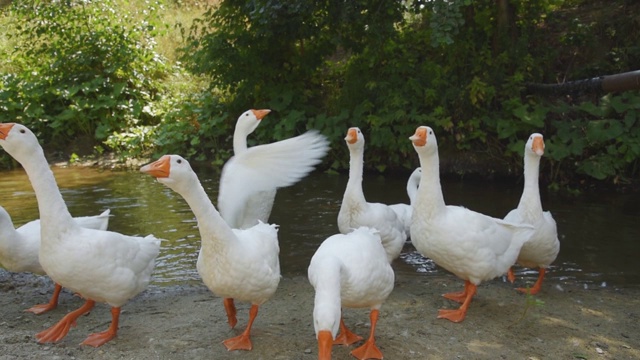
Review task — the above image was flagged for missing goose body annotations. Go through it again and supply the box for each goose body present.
[308,227,394,360]
[224,109,329,229]
[504,133,560,294]
[142,154,284,351]
[389,167,422,238]
[338,127,407,262]
[0,123,160,347]
[409,126,534,322]
[0,206,110,313]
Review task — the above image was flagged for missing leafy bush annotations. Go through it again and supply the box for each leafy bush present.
[0,0,168,152]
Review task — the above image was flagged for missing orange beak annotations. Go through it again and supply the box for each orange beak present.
[317,330,333,360]
[532,136,544,156]
[251,109,271,120]
[345,128,358,144]
[140,155,171,178]
[0,123,15,140]
[410,127,427,147]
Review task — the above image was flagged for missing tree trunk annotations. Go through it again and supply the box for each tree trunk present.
[493,0,517,54]
[524,70,640,97]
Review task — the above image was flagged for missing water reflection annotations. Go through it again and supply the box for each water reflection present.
[0,165,638,288]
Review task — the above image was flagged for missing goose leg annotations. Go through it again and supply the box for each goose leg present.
[26,282,62,314]
[438,281,477,323]
[350,309,383,360]
[443,280,473,303]
[36,299,95,343]
[223,304,258,351]
[517,268,546,295]
[333,316,363,345]
[81,306,120,347]
[223,298,237,328]
[507,267,516,284]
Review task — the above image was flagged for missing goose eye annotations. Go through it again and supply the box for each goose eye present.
[177,159,182,164]
[245,113,249,117]
[429,130,433,135]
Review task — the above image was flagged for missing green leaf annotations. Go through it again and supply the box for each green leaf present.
[586,120,625,143]
[113,82,126,97]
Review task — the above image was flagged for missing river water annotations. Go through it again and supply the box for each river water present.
[1,165,638,288]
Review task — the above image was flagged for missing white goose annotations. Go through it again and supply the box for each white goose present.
[0,206,110,314]
[308,227,394,360]
[223,109,329,229]
[409,126,534,322]
[0,122,160,347]
[338,127,407,263]
[389,167,422,238]
[504,133,560,294]
[142,154,287,351]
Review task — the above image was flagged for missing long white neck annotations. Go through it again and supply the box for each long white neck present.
[19,149,74,235]
[170,175,234,253]
[415,150,446,217]
[312,257,342,336]
[407,172,420,205]
[233,127,248,155]
[517,152,543,220]
[343,146,366,206]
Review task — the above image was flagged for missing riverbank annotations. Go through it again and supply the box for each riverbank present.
[1,271,638,360]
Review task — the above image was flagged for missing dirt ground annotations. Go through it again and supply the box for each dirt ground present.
[1,270,639,360]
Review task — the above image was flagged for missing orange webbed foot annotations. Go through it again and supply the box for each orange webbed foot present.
[350,339,383,360]
[25,302,57,315]
[81,306,120,347]
[333,328,363,346]
[36,300,96,344]
[334,317,362,345]
[516,268,545,295]
[442,291,467,304]
[26,283,62,315]
[437,308,468,323]
[81,330,117,347]
[36,318,74,343]
[223,334,253,351]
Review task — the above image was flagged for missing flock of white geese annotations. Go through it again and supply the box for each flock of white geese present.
[0,111,559,360]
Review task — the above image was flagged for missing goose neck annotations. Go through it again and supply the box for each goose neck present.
[518,153,543,214]
[416,151,446,213]
[19,151,74,233]
[344,147,366,204]
[232,128,248,155]
[174,177,232,250]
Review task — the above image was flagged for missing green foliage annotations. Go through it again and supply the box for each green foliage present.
[0,0,638,188]
[547,92,640,184]
[171,0,639,186]
[180,0,406,153]
[0,0,168,151]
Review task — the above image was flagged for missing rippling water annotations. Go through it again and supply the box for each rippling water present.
[1,165,638,288]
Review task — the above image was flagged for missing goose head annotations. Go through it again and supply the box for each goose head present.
[409,126,438,156]
[0,205,14,230]
[235,109,271,137]
[526,133,545,157]
[410,167,422,182]
[0,123,42,164]
[344,127,365,151]
[140,155,197,194]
